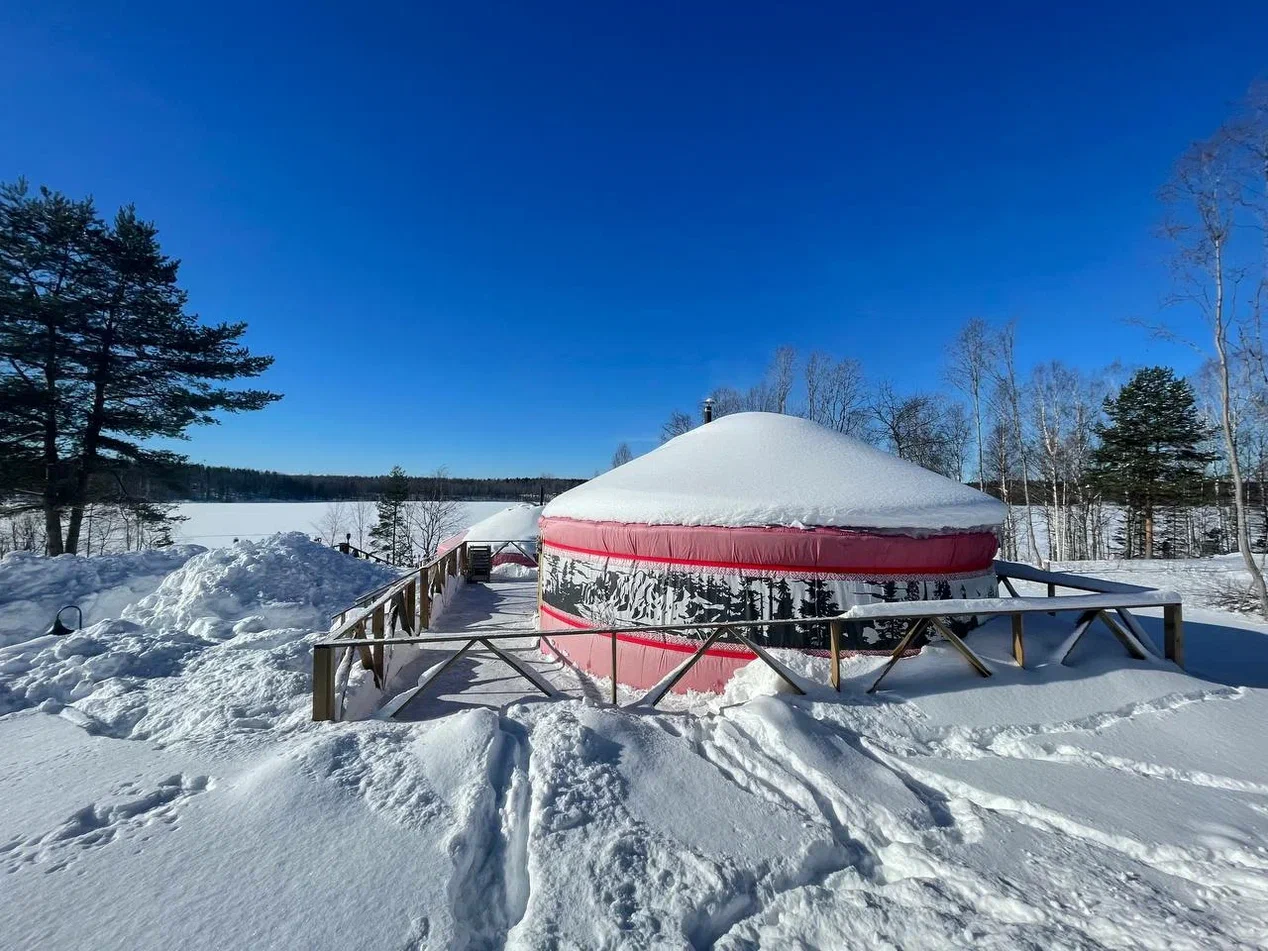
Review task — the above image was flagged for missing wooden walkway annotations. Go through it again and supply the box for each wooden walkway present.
[382,580,594,721]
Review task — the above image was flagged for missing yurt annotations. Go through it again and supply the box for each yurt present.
[439,503,542,569]
[538,413,1007,693]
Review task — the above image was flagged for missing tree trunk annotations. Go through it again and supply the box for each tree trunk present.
[1214,239,1268,617]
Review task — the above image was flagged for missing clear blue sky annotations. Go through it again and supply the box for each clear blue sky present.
[2,1,1265,477]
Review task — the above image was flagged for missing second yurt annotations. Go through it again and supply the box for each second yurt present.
[538,413,1006,693]
[439,503,542,570]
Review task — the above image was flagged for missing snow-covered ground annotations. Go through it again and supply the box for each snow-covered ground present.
[2,537,1267,949]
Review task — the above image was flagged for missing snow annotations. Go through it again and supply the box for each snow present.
[543,412,1008,532]
[0,545,204,648]
[462,503,543,543]
[3,542,1268,949]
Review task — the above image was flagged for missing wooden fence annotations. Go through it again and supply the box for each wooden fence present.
[312,543,467,721]
[312,557,1188,721]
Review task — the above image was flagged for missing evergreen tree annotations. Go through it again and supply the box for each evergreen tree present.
[369,465,412,564]
[1089,367,1213,558]
[0,180,280,554]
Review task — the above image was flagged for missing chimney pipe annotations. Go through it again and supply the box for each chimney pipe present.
[702,398,715,424]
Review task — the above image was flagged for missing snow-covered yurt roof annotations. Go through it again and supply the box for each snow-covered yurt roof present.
[543,413,1006,533]
[464,503,543,542]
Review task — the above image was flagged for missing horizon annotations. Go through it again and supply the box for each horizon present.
[3,2,1266,476]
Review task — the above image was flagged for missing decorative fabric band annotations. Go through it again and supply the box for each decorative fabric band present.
[540,516,997,577]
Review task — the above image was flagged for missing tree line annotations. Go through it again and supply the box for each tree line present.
[641,84,1268,617]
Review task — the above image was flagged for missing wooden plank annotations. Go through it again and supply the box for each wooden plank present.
[829,619,842,691]
[372,603,386,683]
[999,575,1022,599]
[867,618,929,694]
[419,570,431,629]
[1096,610,1147,660]
[1164,603,1185,668]
[1011,613,1025,667]
[1058,610,1099,665]
[927,617,993,678]
[312,646,337,721]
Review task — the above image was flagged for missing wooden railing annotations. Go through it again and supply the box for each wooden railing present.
[312,556,1187,721]
[312,542,468,721]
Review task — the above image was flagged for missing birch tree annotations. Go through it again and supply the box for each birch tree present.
[1162,137,1268,615]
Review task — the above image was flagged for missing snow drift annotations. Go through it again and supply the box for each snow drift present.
[0,545,205,648]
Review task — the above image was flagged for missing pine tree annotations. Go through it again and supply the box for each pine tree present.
[1089,367,1213,558]
[0,180,280,553]
[369,465,412,565]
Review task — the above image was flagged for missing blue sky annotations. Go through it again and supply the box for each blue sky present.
[2,1,1265,477]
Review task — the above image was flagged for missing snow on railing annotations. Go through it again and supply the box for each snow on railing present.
[319,543,468,721]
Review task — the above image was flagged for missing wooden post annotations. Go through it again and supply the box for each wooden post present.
[419,569,431,628]
[404,582,415,633]
[1011,613,1025,667]
[1047,582,1056,598]
[611,631,618,705]
[1164,603,1185,668]
[829,619,842,691]
[313,645,336,721]
[372,603,385,683]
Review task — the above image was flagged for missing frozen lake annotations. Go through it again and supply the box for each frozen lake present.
[171,500,519,548]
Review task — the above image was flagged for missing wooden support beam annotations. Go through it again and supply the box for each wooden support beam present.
[829,619,843,691]
[419,570,431,629]
[1095,610,1146,660]
[610,631,618,704]
[999,575,1022,599]
[312,645,337,721]
[478,638,555,697]
[1011,613,1025,667]
[403,583,415,634]
[641,628,727,707]
[1164,603,1185,668]
[867,617,929,694]
[728,628,806,696]
[1058,610,1099,665]
[385,638,479,719]
[372,603,386,684]
[927,617,993,678]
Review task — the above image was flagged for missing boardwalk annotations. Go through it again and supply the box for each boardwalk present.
[385,579,596,721]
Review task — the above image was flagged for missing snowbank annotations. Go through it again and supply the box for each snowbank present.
[0,534,398,743]
[544,412,1006,531]
[0,546,204,648]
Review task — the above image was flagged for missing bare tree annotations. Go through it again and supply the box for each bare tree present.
[992,323,1042,564]
[708,386,745,417]
[804,353,867,434]
[768,345,797,413]
[406,468,465,562]
[312,500,349,546]
[350,499,374,550]
[611,442,633,468]
[946,318,994,491]
[661,411,693,442]
[1163,137,1268,617]
[869,382,964,478]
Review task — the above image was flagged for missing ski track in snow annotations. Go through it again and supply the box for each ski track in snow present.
[4,541,1268,949]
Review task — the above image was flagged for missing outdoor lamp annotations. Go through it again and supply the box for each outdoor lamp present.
[43,605,83,638]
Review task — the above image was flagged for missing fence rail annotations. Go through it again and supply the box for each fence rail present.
[312,557,1187,721]
[313,543,468,721]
